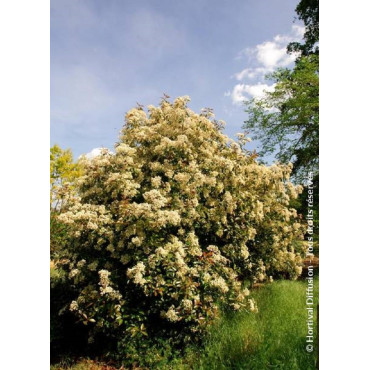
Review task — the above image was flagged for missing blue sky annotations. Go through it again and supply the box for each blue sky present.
[51,0,303,158]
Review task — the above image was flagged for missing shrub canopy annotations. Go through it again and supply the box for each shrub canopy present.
[57,96,305,345]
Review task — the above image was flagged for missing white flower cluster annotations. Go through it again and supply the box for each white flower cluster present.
[98,269,122,299]
[127,262,146,286]
[163,305,180,322]
[210,275,229,293]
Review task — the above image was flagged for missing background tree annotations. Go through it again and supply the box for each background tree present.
[243,0,319,237]
[287,0,319,56]
[50,144,82,211]
[50,144,82,257]
[243,54,318,183]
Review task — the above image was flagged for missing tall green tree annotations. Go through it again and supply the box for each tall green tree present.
[243,54,319,182]
[288,0,319,56]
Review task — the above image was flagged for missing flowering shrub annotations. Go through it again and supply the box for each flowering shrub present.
[57,96,305,346]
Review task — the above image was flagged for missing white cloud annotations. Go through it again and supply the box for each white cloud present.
[292,24,305,39]
[244,83,276,99]
[83,147,112,159]
[255,41,295,69]
[234,67,269,81]
[243,24,304,72]
[225,84,246,105]
[228,83,275,105]
[226,24,304,105]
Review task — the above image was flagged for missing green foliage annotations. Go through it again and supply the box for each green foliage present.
[50,144,83,211]
[288,0,319,56]
[50,216,70,259]
[244,54,319,183]
[50,145,83,257]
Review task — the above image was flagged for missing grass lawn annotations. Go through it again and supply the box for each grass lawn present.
[185,277,319,369]
[52,276,319,369]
